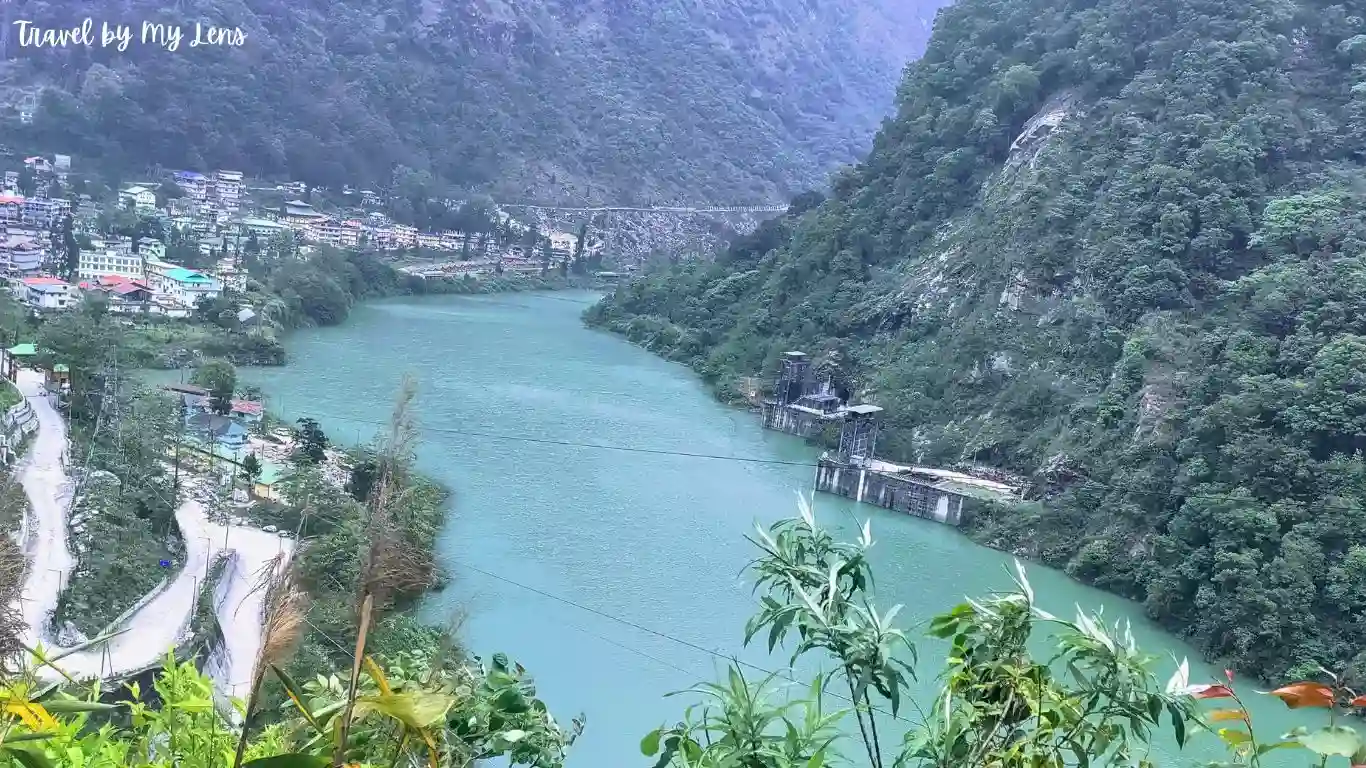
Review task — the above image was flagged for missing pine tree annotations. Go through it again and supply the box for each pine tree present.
[61,215,79,281]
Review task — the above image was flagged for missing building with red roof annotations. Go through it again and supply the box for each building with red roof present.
[15,276,73,310]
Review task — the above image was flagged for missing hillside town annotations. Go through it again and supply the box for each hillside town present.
[0,154,613,315]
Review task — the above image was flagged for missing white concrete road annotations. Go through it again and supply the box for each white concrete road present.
[16,370,75,649]
[11,369,293,691]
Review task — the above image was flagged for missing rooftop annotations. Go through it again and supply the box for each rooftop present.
[256,461,291,486]
[123,185,152,196]
[165,267,213,283]
[163,382,209,396]
[231,399,264,415]
[7,343,36,357]
[111,282,150,296]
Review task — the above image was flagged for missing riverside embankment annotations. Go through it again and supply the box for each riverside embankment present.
[240,290,1306,767]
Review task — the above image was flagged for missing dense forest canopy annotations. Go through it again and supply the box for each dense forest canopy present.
[588,0,1366,682]
[2,0,937,204]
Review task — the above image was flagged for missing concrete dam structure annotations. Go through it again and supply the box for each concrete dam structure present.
[760,351,1022,524]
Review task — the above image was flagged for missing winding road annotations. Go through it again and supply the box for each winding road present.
[13,370,293,691]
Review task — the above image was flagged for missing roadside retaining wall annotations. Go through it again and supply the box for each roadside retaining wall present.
[0,398,36,465]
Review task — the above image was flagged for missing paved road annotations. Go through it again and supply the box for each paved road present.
[16,370,75,649]
[13,370,292,689]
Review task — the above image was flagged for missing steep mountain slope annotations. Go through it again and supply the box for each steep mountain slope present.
[3,0,937,203]
[588,0,1366,680]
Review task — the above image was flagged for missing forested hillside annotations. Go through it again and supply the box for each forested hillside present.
[3,0,935,203]
[588,0,1366,682]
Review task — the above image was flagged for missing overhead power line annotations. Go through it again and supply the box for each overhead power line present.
[268,409,1366,513]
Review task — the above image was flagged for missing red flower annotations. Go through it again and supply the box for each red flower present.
[1225,668,1234,683]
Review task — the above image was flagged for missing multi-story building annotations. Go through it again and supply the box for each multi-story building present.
[120,186,157,213]
[15,276,74,310]
[392,224,418,248]
[0,234,44,275]
[78,275,154,313]
[215,170,243,211]
[78,247,147,282]
[145,259,222,306]
[0,196,22,225]
[236,217,289,239]
[137,237,167,261]
[310,218,344,246]
[174,171,208,201]
[368,228,395,250]
[340,219,362,248]
[21,198,68,228]
[280,200,326,229]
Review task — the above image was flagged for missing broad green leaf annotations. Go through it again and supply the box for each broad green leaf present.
[353,691,456,729]
[3,746,55,768]
[807,747,827,768]
[362,656,393,696]
[0,733,56,744]
[493,687,529,713]
[1167,702,1186,747]
[1299,725,1362,757]
[272,665,321,732]
[641,728,662,756]
[1217,728,1251,745]
[1256,740,1302,756]
[35,700,119,714]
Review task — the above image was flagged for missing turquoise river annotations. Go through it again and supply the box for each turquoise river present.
[239,291,1305,767]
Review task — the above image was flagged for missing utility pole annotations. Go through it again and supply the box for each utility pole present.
[173,412,186,497]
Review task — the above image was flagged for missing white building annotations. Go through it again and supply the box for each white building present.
[120,186,157,213]
[236,217,288,239]
[215,170,243,211]
[174,171,208,200]
[15,277,74,310]
[0,235,44,275]
[145,259,222,306]
[21,198,68,228]
[77,248,146,282]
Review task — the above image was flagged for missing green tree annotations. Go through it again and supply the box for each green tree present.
[345,457,379,503]
[295,417,328,464]
[60,215,79,282]
[16,166,35,196]
[242,452,262,492]
[190,359,236,415]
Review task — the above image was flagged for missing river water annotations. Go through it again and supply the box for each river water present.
[239,291,1301,767]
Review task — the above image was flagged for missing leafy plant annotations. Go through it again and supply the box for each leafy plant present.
[742,495,915,768]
